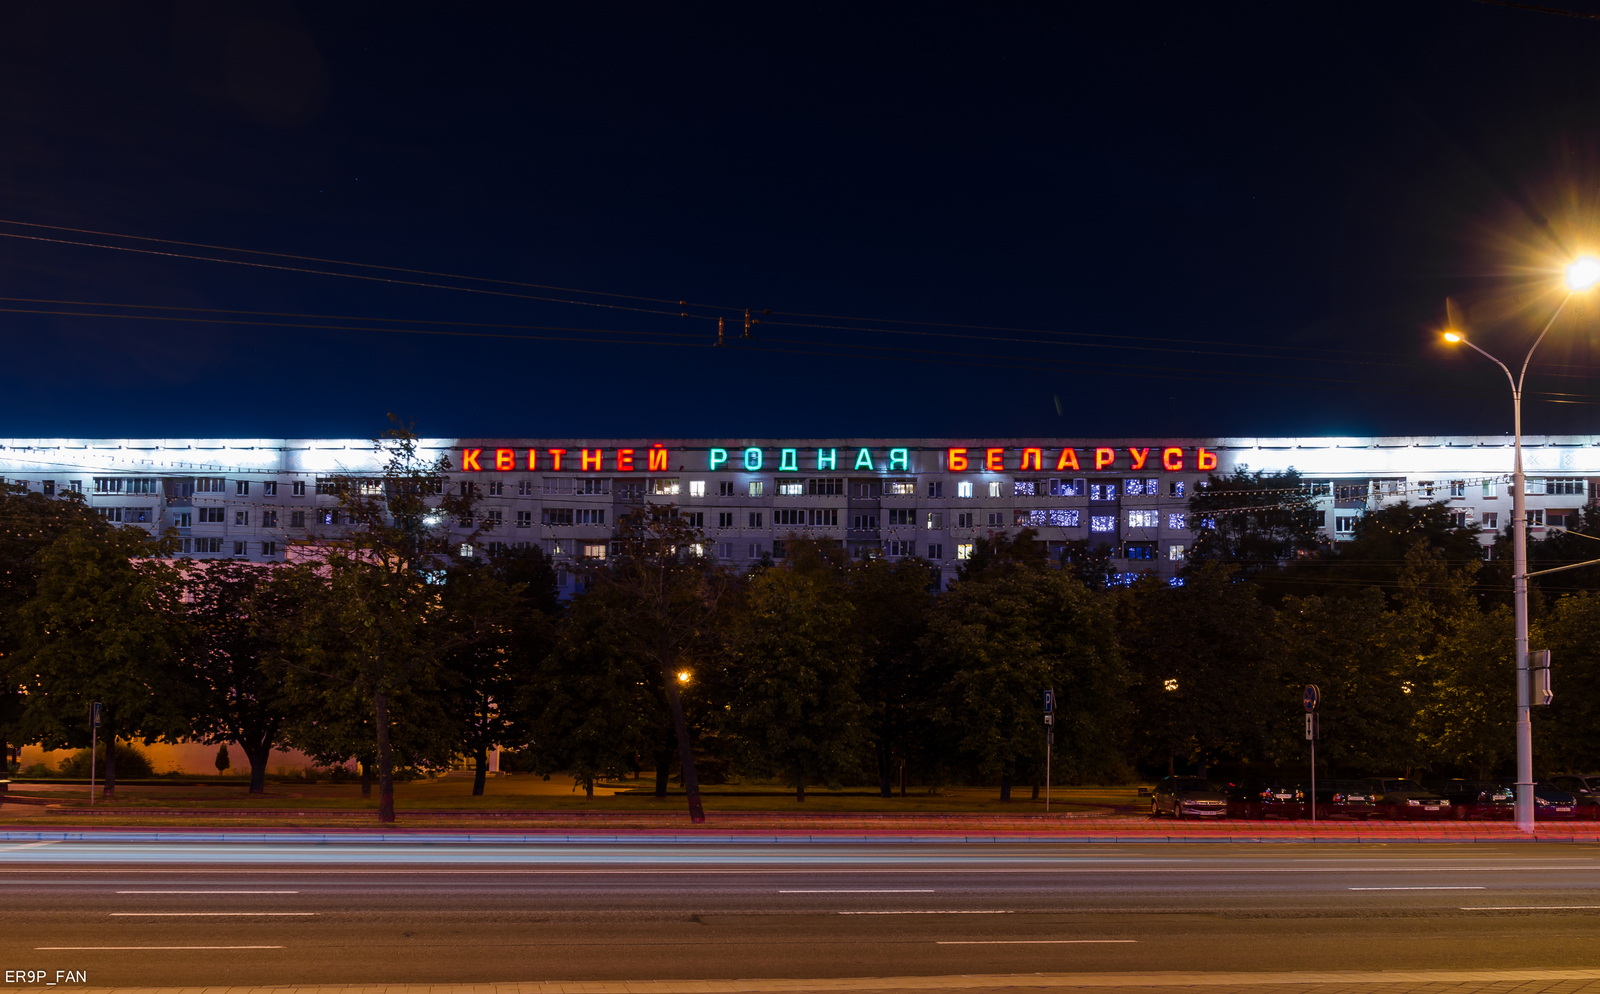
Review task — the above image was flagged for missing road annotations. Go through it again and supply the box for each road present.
[5,838,1600,988]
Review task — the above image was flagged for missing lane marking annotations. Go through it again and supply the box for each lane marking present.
[0,841,60,851]
[839,910,1008,915]
[1349,886,1487,890]
[780,889,935,893]
[116,890,301,894]
[936,940,1138,944]
[109,912,318,916]
[37,945,283,950]
[1462,905,1600,910]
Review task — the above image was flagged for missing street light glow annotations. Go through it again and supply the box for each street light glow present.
[1568,256,1600,291]
[1443,331,1462,343]
[677,670,691,684]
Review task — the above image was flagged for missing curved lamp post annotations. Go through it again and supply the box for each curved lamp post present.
[1443,257,1600,832]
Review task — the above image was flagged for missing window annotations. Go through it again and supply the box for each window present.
[69,480,81,494]
[1168,512,1187,529]
[957,512,975,528]
[261,541,276,557]
[926,511,943,529]
[812,508,838,526]
[580,478,610,495]
[616,481,644,501]
[199,507,225,524]
[886,480,916,496]
[94,478,123,493]
[1449,510,1468,528]
[887,539,915,556]
[957,481,974,498]
[808,478,843,495]
[1335,514,1360,534]
[927,543,943,559]
[672,511,699,529]
[648,478,680,496]
[194,537,222,554]
[690,480,706,497]
[927,481,944,498]
[1026,509,1080,527]
[778,481,804,496]
[262,510,278,528]
[748,512,764,527]
[718,511,735,528]
[290,510,305,528]
[1529,509,1546,527]
[1548,478,1585,496]
[987,512,1005,526]
[772,540,788,559]
[987,481,1002,498]
[320,510,339,526]
[887,509,914,526]
[583,544,607,559]
[235,510,249,526]
[1048,478,1084,497]
[719,481,736,496]
[1482,511,1499,529]
[748,481,764,497]
[291,480,306,497]
[1090,515,1117,533]
[233,541,247,557]
[487,480,503,496]
[1089,483,1117,501]
[1335,482,1368,502]
[518,480,535,496]
[1482,480,1497,498]
[1123,479,1148,496]
[97,507,122,522]
[542,477,574,495]
[1013,480,1037,497]
[544,508,574,526]
[957,543,974,560]
[235,481,250,496]
[853,513,878,529]
[41,480,54,496]
[262,481,277,497]
[486,509,503,526]
[716,542,735,559]
[124,507,151,523]
[1450,480,1467,498]
[1124,542,1156,560]
[174,511,191,527]
[1128,510,1159,528]
[748,543,763,558]
[1169,544,1186,561]
[1169,481,1186,498]
[513,510,529,527]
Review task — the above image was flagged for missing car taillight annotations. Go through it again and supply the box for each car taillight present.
[1332,794,1344,802]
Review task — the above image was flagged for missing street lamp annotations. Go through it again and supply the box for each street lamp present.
[1442,257,1597,832]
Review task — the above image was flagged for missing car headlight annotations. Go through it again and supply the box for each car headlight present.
[1536,797,1551,807]
[1439,800,1450,806]
[1407,799,1421,806]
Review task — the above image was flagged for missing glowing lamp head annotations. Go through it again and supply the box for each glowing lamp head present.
[1443,331,1463,343]
[1568,256,1600,291]
[676,670,691,684]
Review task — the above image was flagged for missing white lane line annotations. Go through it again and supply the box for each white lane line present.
[109,912,318,917]
[0,842,60,851]
[116,890,300,894]
[781,889,935,893]
[1462,905,1600,911]
[38,946,283,950]
[839,910,1008,915]
[1350,886,1486,890]
[936,940,1137,944]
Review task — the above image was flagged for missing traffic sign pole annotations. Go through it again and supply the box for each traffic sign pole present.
[89,702,101,806]
[1304,686,1319,826]
[1043,689,1055,814]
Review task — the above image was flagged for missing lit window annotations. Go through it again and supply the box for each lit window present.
[926,512,943,529]
[1014,480,1036,497]
[1169,481,1186,498]
[649,478,681,496]
[689,480,706,497]
[1027,509,1080,527]
[956,543,974,560]
[987,481,1002,498]
[778,481,804,496]
[1090,515,1116,533]
[1168,545,1186,561]
[887,481,916,495]
[748,481,764,497]
[1168,512,1187,529]
[1049,478,1083,497]
[1089,483,1116,501]
[957,481,974,498]
[583,544,607,559]
[1128,510,1158,528]
[1335,514,1360,534]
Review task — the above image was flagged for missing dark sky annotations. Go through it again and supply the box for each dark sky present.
[4,1,1600,441]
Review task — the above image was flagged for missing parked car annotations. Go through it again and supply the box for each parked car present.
[1425,780,1514,820]
[1361,778,1451,820]
[1223,777,1303,819]
[1545,775,1600,820]
[1301,779,1376,820]
[1494,779,1579,820]
[1150,776,1228,819]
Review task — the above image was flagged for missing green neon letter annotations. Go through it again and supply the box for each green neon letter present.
[888,447,909,471]
[779,448,799,472]
[817,448,837,470]
[709,448,728,471]
[743,447,764,471]
[854,447,875,471]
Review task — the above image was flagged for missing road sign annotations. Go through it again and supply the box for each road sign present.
[90,702,101,728]
[1530,650,1553,706]
[1043,689,1055,714]
[1305,712,1319,740]
[1303,685,1320,713]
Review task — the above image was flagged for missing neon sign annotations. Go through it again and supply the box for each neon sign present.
[458,444,1221,473]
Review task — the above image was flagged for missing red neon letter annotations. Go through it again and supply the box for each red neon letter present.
[1056,448,1080,471]
[948,447,968,471]
[548,448,566,471]
[461,448,482,472]
[1162,447,1184,471]
[1128,447,1150,470]
[648,445,669,472]
[1094,447,1116,470]
[526,449,538,471]
[985,448,1005,472]
[617,448,635,471]
[1020,447,1042,471]
[1197,447,1218,471]
[581,448,603,471]
[494,448,514,471]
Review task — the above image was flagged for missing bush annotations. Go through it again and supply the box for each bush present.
[19,762,54,778]
[56,742,155,780]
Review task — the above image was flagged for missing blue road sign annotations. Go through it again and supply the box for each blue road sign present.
[1303,685,1319,713]
[1043,689,1055,714]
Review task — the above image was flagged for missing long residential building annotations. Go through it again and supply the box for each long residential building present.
[0,435,1593,587]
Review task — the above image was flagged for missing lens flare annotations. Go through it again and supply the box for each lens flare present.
[1567,257,1600,291]
[1443,331,1462,343]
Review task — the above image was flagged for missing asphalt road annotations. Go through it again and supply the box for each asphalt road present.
[5,839,1600,987]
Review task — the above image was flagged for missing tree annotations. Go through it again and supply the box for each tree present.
[847,555,937,796]
[1532,592,1600,773]
[927,560,1128,799]
[14,524,184,796]
[214,744,231,774]
[1186,468,1322,575]
[725,565,867,800]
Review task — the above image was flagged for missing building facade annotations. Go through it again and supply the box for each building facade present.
[2,435,1594,589]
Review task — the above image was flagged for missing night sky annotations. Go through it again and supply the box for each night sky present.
[4,1,1600,442]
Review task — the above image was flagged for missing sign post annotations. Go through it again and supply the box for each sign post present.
[1043,689,1055,814]
[89,702,101,806]
[1303,686,1319,825]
